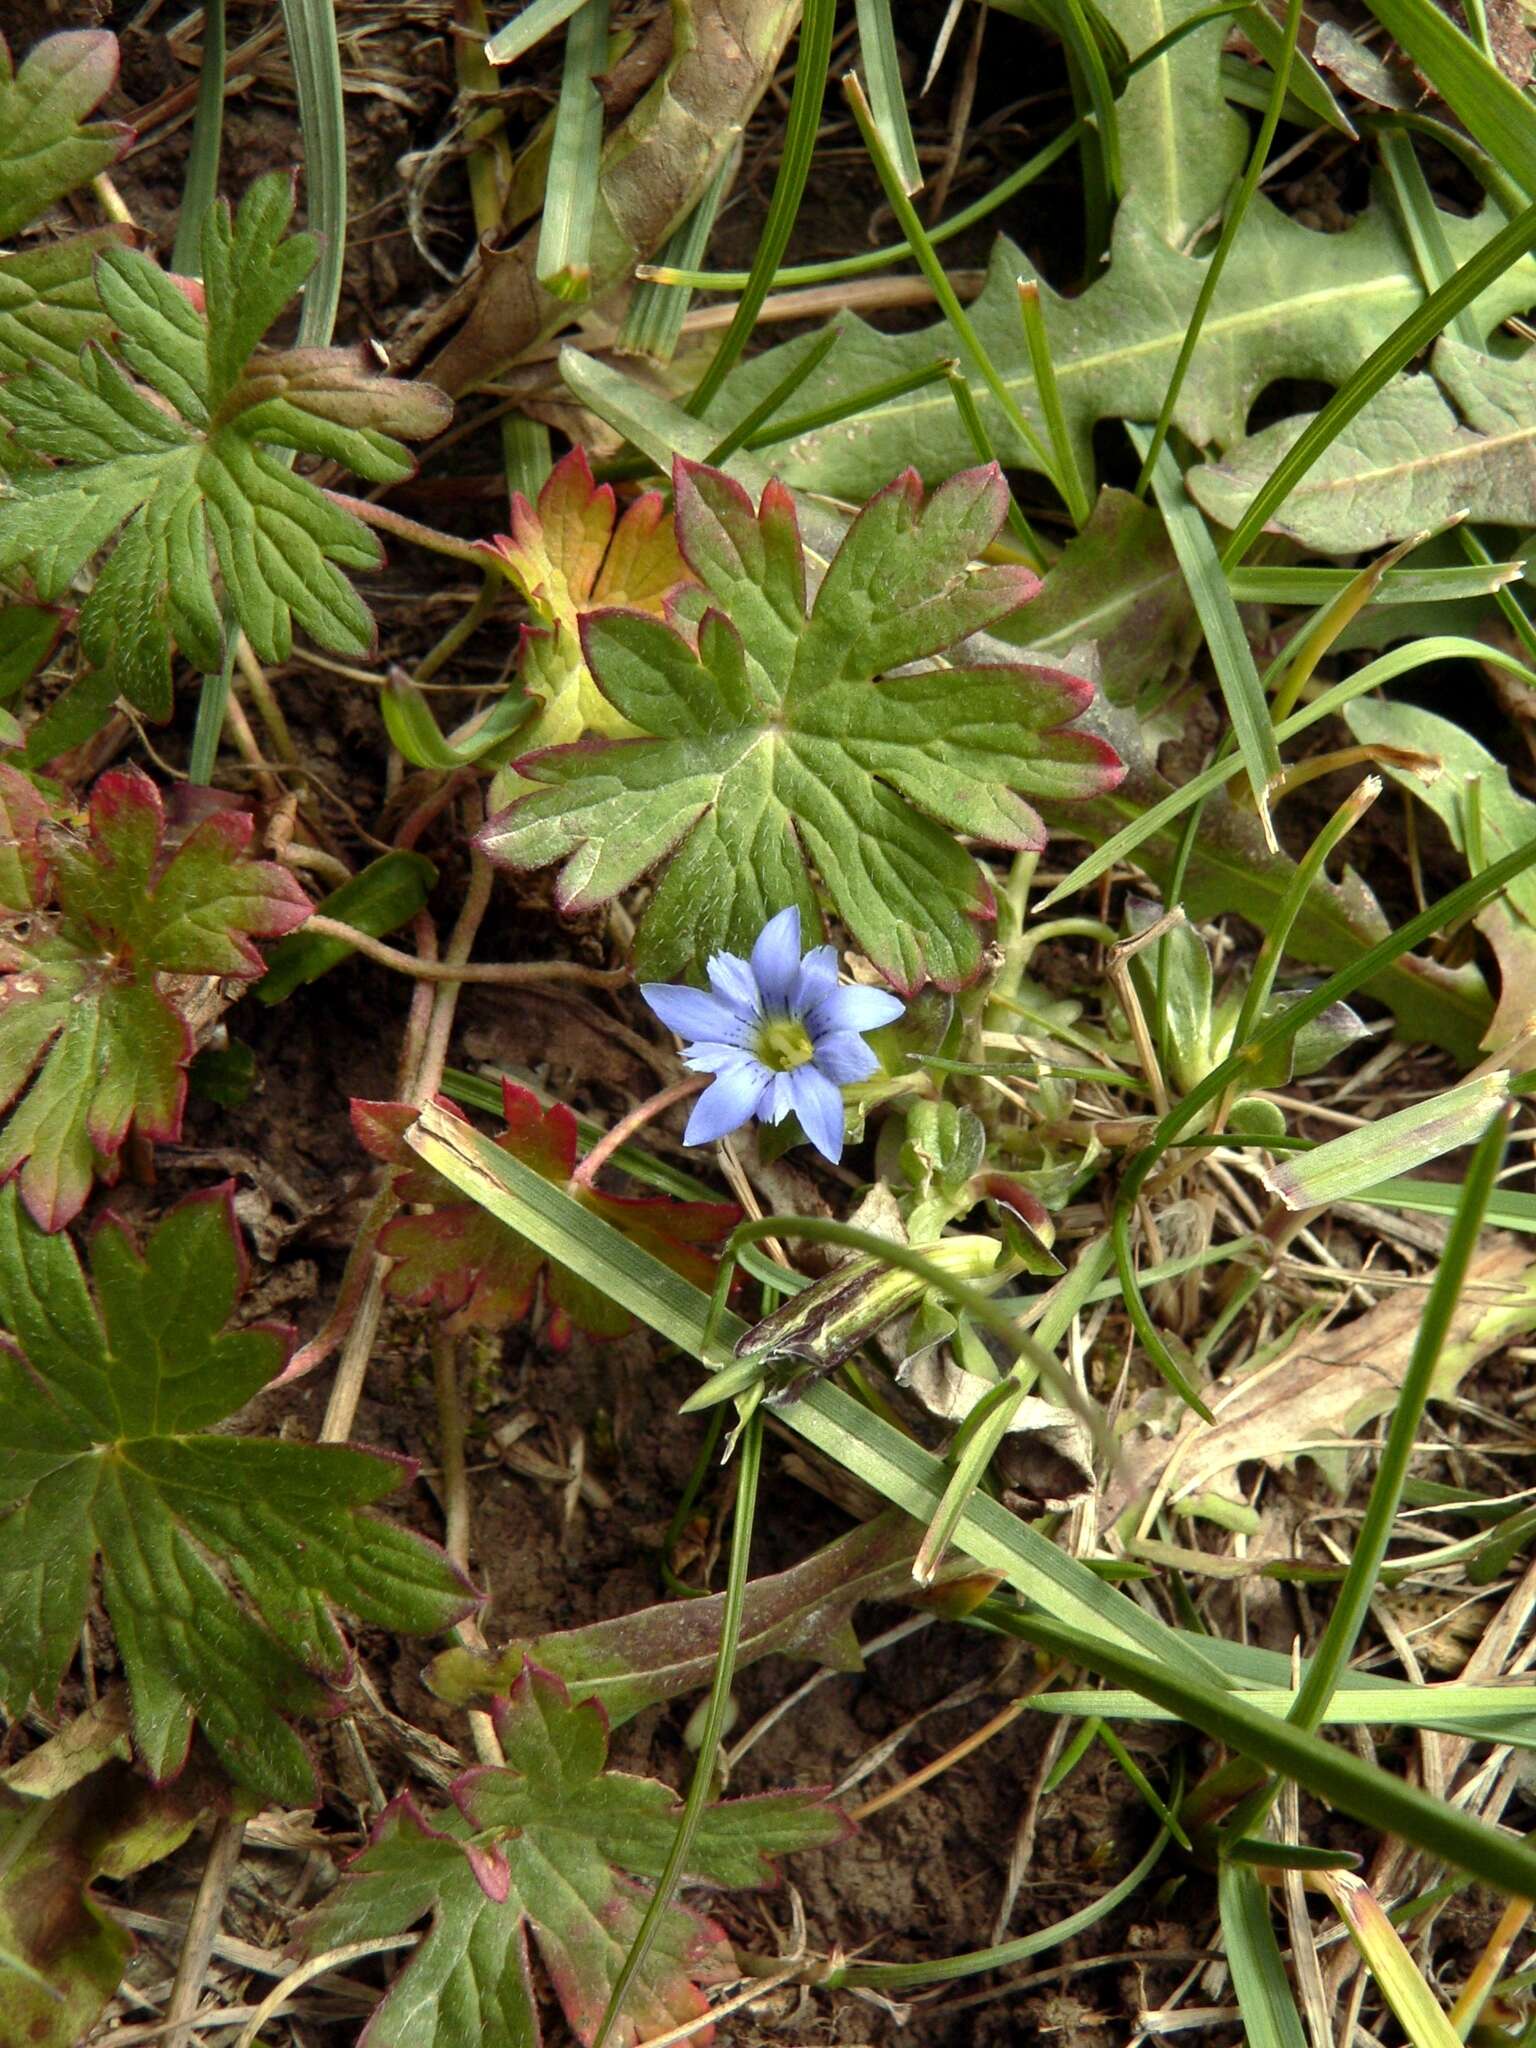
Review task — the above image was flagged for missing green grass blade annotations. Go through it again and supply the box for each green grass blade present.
[1218,195,1536,565]
[403,1103,1232,1684]
[855,0,922,193]
[279,0,347,344]
[1135,0,1303,493]
[617,149,737,363]
[1364,0,1536,194]
[1018,281,1092,527]
[1288,1110,1509,1734]
[536,0,609,300]
[1220,1862,1309,2048]
[944,365,1047,566]
[592,1406,763,2048]
[831,1813,1174,1990]
[171,0,227,278]
[1378,128,1484,347]
[485,0,588,65]
[745,357,958,451]
[1130,424,1281,843]
[1036,634,1536,909]
[992,1604,1536,1898]
[705,326,840,464]
[686,0,836,413]
[1237,1,1355,134]
[843,69,1067,507]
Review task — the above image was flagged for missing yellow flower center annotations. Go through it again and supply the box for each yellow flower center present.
[756,1017,815,1072]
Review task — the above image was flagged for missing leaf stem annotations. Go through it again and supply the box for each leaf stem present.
[301,913,627,987]
[324,491,493,569]
[571,1077,706,1191]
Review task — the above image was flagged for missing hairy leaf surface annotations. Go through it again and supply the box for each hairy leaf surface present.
[0,764,311,1228]
[0,1186,474,1801]
[479,459,1122,989]
[300,1664,845,2047]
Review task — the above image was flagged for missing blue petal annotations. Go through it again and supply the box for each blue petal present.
[806,983,905,1040]
[791,945,839,1015]
[642,982,752,1045]
[682,1040,754,1074]
[684,1061,770,1144]
[787,1065,845,1163]
[764,1071,799,1124]
[706,950,760,1015]
[812,1030,880,1085]
[750,906,802,1013]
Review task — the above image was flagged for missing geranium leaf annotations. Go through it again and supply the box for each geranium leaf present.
[0,763,312,1229]
[0,1185,475,1802]
[0,31,130,243]
[298,1664,846,2048]
[478,459,1123,991]
[0,171,450,733]
[353,1080,739,1344]
[479,446,692,789]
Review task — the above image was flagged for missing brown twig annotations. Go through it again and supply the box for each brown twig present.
[161,1813,248,2048]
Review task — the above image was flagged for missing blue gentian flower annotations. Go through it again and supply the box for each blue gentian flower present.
[641,907,904,1163]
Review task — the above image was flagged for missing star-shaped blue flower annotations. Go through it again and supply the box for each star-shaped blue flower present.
[641,908,905,1163]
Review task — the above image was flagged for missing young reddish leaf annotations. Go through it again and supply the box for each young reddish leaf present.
[478,458,1124,991]
[0,762,310,1229]
[478,446,693,780]
[0,1184,475,1803]
[298,1664,847,2048]
[353,1081,738,1344]
[0,31,130,243]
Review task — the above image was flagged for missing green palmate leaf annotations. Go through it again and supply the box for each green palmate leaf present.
[427,1508,941,1718]
[1189,338,1536,549]
[352,1081,738,1344]
[694,193,1536,506]
[478,444,692,788]
[0,171,450,728]
[299,1664,845,2048]
[0,764,311,1229]
[0,228,128,379]
[0,31,130,242]
[478,459,1123,989]
[0,1752,218,2048]
[0,1185,474,1802]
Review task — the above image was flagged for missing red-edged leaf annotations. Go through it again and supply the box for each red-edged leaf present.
[479,447,694,773]
[478,459,1124,990]
[0,1184,475,1802]
[356,1082,738,1343]
[0,764,310,1228]
[297,1664,847,2048]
